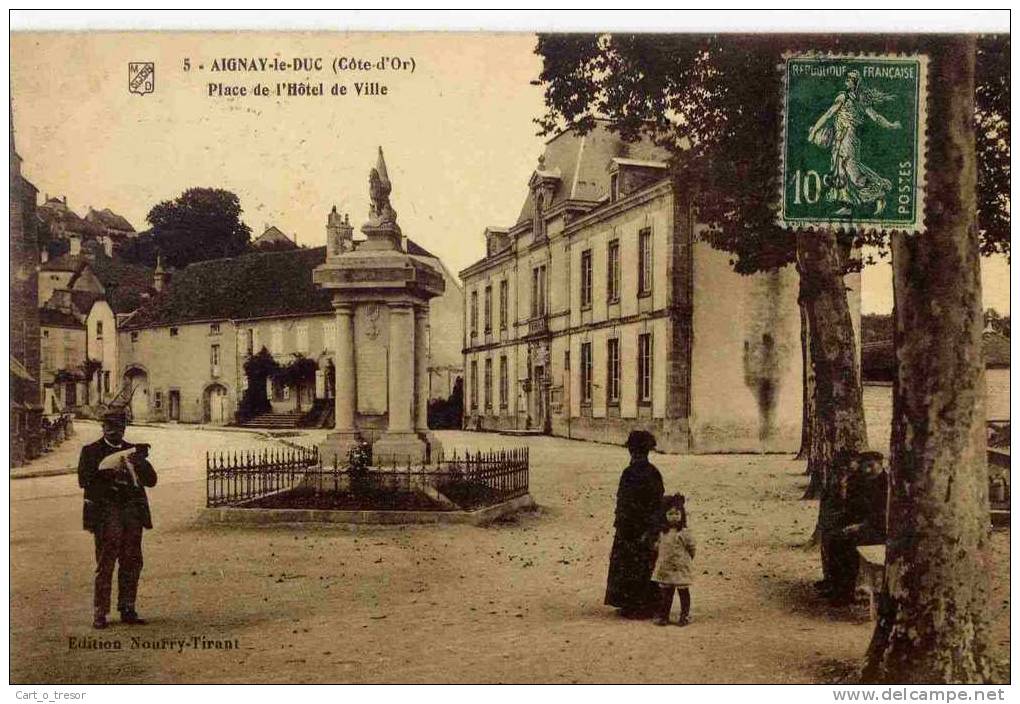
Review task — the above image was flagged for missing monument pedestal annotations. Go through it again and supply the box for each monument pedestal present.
[372,432,427,466]
[318,431,362,468]
[312,146,447,472]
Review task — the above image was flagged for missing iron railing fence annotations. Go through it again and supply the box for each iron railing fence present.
[206,445,319,508]
[205,445,529,511]
[435,448,530,509]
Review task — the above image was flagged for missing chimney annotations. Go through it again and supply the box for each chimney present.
[52,289,72,314]
[326,206,353,257]
[153,255,170,293]
[102,236,113,257]
[62,195,66,205]
[40,248,49,264]
[69,235,81,256]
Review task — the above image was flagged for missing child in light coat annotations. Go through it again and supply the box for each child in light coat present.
[652,494,696,626]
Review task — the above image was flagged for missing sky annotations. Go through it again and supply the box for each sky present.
[10,31,1010,315]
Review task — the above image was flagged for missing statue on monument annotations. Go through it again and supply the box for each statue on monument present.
[366,146,399,230]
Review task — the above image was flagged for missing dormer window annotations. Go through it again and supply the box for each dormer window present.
[534,192,545,239]
[529,154,561,241]
[609,158,668,202]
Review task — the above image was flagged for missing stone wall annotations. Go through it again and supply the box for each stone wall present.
[87,300,118,403]
[119,320,238,424]
[689,240,803,453]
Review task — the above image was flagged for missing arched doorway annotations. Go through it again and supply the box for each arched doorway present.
[123,367,150,422]
[203,383,229,424]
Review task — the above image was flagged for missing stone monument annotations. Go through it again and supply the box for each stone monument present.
[313,147,446,465]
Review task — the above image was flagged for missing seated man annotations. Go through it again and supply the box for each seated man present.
[830,452,888,606]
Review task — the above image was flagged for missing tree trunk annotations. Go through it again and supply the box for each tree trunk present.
[797,230,868,505]
[796,293,816,464]
[863,36,992,684]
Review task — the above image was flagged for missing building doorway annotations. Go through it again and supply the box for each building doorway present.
[64,381,77,408]
[124,368,149,422]
[532,365,547,432]
[168,390,181,421]
[204,384,228,424]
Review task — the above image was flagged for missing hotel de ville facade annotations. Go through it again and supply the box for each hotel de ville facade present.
[460,121,861,454]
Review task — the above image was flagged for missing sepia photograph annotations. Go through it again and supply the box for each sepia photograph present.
[7,10,1012,692]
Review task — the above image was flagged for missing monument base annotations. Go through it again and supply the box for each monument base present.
[318,431,362,468]
[372,432,428,465]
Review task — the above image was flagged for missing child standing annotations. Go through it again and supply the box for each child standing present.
[652,494,697,626]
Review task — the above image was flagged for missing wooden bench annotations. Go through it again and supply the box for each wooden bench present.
[856,544,886,621]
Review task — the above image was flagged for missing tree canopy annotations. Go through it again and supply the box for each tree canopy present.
[533,34,1009,268]
[975,34,1010,258]
[117,187,252,268]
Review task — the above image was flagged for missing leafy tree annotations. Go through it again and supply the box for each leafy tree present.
[536,34,1006,681]
[114,230,158,268]
[863,36,993,683]
[975,34,1009,259]
[533,34,1008,488]
[238,347,279,419]
[140,188,252,269]
[428,376,464,429]
[273,354,318,411]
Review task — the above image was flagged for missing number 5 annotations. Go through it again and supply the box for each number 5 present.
[183,58,191,71]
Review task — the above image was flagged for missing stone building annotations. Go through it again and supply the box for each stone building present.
[37,251,156,408]
[460,121,860,453]
[37,196,135,260]
[85,206,136,242]
[39,305,87,413]
[251,224,298,251]
[10,108,42,464]
[118,210,463,426]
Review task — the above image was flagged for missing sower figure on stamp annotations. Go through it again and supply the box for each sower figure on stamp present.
[605,430,665,619]
[78,409,157,629]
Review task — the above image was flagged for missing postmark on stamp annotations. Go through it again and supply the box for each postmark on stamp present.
[780,54,928,233]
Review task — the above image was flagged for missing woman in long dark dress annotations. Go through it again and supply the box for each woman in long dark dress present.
[605,430,665,618]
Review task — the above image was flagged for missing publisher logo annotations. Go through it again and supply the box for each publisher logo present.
[128,62,155,95]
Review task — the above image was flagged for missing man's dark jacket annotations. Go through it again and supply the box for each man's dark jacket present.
[77,439,157,532]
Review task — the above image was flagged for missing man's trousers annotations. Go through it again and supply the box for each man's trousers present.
[92,503,145,617]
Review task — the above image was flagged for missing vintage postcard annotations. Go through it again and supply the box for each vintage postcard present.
[8,12,1011,693]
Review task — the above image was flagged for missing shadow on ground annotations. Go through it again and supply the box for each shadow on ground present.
[760,575,872,625]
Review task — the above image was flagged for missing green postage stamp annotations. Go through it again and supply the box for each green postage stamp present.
[780,54,929,233]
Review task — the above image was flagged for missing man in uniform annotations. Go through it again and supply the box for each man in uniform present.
[77,409,157,629]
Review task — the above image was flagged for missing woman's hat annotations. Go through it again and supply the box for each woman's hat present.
[624,430,656,452]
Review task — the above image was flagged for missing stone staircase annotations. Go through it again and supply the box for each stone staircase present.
[238,411,307,429]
